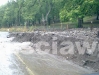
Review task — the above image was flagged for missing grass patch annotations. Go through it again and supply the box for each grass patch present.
[0,24,76,32]
[0,26,34,32]
[0,16,98,32]
[84,16,96,22]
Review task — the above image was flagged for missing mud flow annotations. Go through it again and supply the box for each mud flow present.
[1,29,99,75]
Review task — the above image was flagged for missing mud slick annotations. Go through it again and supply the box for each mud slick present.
[9,28,99,72]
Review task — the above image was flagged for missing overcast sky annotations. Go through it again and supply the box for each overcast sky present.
[0,0,8,6]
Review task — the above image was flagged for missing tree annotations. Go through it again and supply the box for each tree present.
[0,0,62,27]
[93,0,99,20]
[60,0,99,28]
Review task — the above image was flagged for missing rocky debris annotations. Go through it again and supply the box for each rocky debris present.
[83,73,99,75]
[9,28,99,72]
[97,31,99,37]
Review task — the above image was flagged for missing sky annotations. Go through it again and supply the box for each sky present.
[0,0,9,6]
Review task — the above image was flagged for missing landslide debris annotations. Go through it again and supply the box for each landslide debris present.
[9,28,99,72]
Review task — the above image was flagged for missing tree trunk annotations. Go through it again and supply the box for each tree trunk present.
[17,10,20,26]
[48,18,51,25]
[96,13,99,20]
[77,18,83,28]
[41,2,52,26]
[38,19,41,25]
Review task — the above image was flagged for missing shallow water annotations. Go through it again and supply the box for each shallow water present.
[0,32,30,75]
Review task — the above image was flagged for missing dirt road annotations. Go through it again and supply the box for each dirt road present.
[0,32,94,75]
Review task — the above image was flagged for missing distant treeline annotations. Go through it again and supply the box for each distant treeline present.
[0,0,99,27]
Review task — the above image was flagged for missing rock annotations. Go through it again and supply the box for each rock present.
[83,73,99,75]
[7,36,10,38]
[97,31,99,37]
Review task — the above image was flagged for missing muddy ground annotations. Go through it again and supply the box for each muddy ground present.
[9,28,99,72]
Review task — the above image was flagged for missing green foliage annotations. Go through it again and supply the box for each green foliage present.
[60,0,99,22]
[0,0,63,27]
[0,0,98,27]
